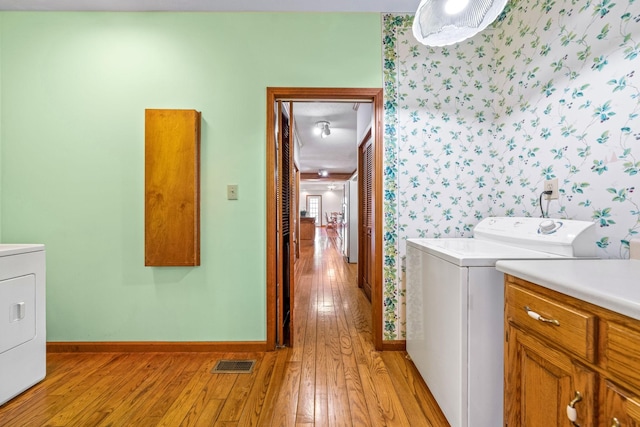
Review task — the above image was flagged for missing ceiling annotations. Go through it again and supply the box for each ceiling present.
[0,0,417,12]
[292,101,363,192]
[293,102,359,176]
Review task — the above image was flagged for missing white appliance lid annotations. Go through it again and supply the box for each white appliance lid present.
[406,216,597,266]
[0,244,45,257]
[407,238,563,267]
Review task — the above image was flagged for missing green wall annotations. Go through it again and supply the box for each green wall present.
[0,12,383,341]
[0,15,3,242]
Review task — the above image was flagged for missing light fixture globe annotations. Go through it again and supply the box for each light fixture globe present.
[315,121,331,139]
[412,0,509,46]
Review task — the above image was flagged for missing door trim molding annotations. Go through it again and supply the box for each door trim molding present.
[266,87,384,350]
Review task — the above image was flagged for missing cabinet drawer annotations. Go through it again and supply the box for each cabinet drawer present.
[606,322,640,388]
[506,284,597,362]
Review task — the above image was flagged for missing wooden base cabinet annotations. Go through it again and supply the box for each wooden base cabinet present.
[602,380,640,426]
[505,324,596,426]
[299,217,315,241]
[505,275,640,427]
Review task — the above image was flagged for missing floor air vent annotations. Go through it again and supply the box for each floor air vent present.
[211,359,256,374]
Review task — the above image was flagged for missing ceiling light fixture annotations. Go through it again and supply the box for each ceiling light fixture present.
[315,121,331,139]
[412,0,508,46]
[318,169,329,177]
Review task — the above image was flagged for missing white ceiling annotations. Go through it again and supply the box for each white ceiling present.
[293,102,358,176]
[0,0,417,12]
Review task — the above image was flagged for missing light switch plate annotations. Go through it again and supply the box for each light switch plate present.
[227,184,238,200]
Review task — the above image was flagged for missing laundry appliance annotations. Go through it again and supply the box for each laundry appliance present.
[406,217,595,427]
[0,244,46,406]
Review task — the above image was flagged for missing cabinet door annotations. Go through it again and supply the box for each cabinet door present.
[602,380,640,427]
[145,109,201,266]
[505,325,596,427]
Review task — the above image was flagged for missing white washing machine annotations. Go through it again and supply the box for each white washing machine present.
[406,217,596,427]
[0,244,46,406]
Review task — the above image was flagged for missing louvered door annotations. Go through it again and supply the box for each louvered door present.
[359,137,373,301]
[276,101,294,347]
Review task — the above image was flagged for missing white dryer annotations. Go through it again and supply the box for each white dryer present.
[0,244,46,406]
[406,217,596,427]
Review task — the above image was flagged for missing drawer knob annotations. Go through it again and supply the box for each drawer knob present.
[611,418,620,427]
[524,306,560,326]
[566,391,583,426]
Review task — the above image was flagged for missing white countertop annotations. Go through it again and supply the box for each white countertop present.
[496,259,640,321]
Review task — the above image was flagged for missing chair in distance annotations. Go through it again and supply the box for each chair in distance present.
[325,212,337,230]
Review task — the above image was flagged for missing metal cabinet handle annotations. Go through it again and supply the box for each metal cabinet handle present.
[566,391,582,426]
[611,418,620,427]
[524,306,560,326]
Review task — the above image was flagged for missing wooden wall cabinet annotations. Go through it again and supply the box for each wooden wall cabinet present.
[145,109,201,266]
[505,275,640,427]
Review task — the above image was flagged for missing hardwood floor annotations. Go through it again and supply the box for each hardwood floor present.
[0,228,448,426]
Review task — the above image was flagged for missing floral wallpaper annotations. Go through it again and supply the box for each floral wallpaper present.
[382,0,640,339]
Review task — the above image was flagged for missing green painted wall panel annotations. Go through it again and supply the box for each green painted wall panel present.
[0,12,382,341]
[0,15,3,242]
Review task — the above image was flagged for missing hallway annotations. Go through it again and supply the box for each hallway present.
[286,227,448,425]
[0,229,447,426]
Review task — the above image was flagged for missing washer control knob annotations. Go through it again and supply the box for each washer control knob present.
[539,219,556,234]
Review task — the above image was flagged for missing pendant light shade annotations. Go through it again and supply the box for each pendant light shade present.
[412,0,508,46]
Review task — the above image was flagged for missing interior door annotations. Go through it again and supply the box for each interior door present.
[276,100,295,347]
[306,195,322,227]
[358,135,373,301]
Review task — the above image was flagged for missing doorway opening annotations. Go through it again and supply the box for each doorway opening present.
[306,195,322,227]
[266,87,384,351]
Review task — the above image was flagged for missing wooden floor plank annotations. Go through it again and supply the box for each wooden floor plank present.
[357,358,391,426]
[290,249,312,363]
[325,266,353,426]
[331,259,371,426]
[215,355,263,423]
[0,228,447,426]
[382,351,450,426]
[235,351,279,426]
[59,353,160,426]
[313,254,329,427]
[119,353,211,426]
[5,353,129,427]
[156,354,232,427]
[0,353,115,426]
[380,352,435,427]
[191,398,225,427]
[296,257,319,424]
[255,347,291,426]
[269,360,302,427]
